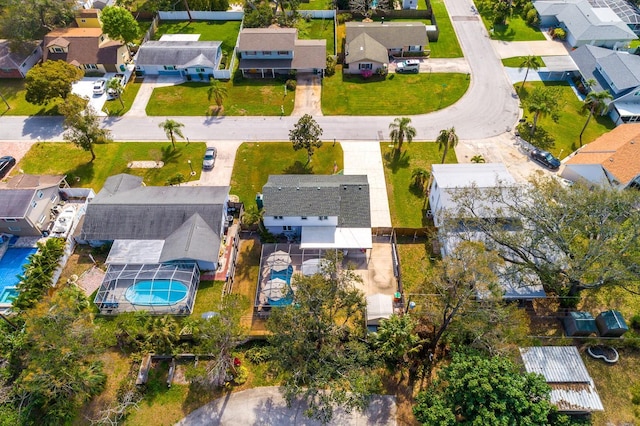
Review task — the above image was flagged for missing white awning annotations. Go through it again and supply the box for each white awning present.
[300,227,372,249]
[107,239,164,265]
[366,293,394,325]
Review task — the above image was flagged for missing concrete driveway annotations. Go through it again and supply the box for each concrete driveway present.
[72,77,109,116]
[175,387,397,426]
[183,140,242,187]
[292,74,322,116]
[491,39,570,59]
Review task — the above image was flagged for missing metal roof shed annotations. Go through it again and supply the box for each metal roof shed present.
[563,311,598,337]
[520,346,604,414]
[596,309,629,337]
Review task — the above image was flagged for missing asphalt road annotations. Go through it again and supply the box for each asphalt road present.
[0,0,519,143]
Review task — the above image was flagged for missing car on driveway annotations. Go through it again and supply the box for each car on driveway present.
[202,147,217,170]
[0,156,16,179]
[396,60,420,74]
[530,148,561,170]
[106,74,126,100]
[93,79,106,96]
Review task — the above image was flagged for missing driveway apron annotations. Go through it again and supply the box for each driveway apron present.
[292,73,323,116]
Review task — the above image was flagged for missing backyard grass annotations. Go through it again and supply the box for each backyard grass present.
[153,20,241,57]
[518,82,615,158]
[322,66,469,115]
[0,79,62,115]
[396,236,439,294]
[146,78,295,116]
[232,237,263,334]
[102,78,143,116]
[298,0,333,10]
[17,142,206,190]
[381,142,457,228]
[190,280,224,318]
[429,0,464,58]
[479,11,546,41]
[297,18,336,55]
[229,142,344,205]
[501,56,545,68]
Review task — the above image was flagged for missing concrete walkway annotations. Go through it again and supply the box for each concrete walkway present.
[292,74,323,116]
[342,141,392,228]
[175,387,397,426]
[126,75,185,117]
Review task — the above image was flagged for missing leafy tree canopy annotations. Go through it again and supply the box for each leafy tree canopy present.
[100,6,139,47]
[0,0,76,42]
[63,103,113,162]
[25,60,84,105]
[414,351,556,425]
[289,113,323,165]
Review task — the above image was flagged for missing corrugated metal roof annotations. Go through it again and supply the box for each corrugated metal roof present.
[520,346,592,383]
[550,383,604,412]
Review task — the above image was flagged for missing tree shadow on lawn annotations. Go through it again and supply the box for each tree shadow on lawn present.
[67,162,95,186]
[162,145,184,164]
[283,160,313,174]
[492,25,517,41]
[383,149,410,173]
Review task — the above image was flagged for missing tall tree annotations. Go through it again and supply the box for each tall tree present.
[525,86,560,137]
[62,103,112,162]
[107,77,125,108]
[24,60,83,105]
[349,0,390,19]
[266,255,379,423]
[0,0,76,43]
[518,55,541,91]
[159,119,185,150]
[436,127,458,164]
[100,6,139,55]
[389,117,416,153]
[443,177,640,301]
[413,351,555,425]
[579,90,612,147]
[289,113,323,165]
[207,78,228,110]
[373,314,422,381]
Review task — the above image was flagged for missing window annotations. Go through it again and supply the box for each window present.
[31,201,37,208]
[50,193,58,202]
[301,216,308,220]
[3,218,17,223]
[319,216,328,220]
[273,216,283,220]
[283,226,292,231]
[37,190,43,199]
[408,45,421,52]
[84,64,98,70]
[100,35,105,42]
[51,47,64,53]
[81,19,86,23]
[359,63,372,70]
[195,68,206,73]
[38,214,46,224]
[163,66,176,71]
[245,51,257,56]
[8,226,21,232]
[278,51,289,56]
[262,51,272,56]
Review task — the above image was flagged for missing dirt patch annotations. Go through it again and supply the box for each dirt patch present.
[77,266,106,297]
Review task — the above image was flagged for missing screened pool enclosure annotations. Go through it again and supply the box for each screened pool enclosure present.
[94,262,200,315]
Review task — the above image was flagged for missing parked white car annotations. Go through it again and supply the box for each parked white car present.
[396,60,420,74]
[93,79,106,95]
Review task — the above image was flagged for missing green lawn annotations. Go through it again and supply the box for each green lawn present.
[153,20,241,56]
[297,18,335,55]
[17,142,207,190]
[381,142,457,228]
[396,237,438,294]
[299,0,333,10]
[102,78,142,116]
[479,11,546,41]
[518,82,615,158]
[190,280,224,318]
[0,79,62,115]
[501,56,545,68]
[146,78,295,116]
[322,67,469,115]
[230,142,344,205]
[429,0,463,58]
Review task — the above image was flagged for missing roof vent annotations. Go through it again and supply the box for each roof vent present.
[359,186,362,190]
[278,186,282,190]
[296,186,299,190]
[317,187,321,190]
[631,140,635,144]
[609,158,614,162]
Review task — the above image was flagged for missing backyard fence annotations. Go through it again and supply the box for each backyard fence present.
[158,11,244,20]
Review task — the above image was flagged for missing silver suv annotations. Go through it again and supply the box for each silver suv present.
[396,60,420,74]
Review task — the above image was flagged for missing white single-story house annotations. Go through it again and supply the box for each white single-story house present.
[135,38,222,78]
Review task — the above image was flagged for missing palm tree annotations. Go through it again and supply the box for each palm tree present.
[411,167,430,193]
[107,77,124,108]
[208,78,228,110]
[436,127,459,164]
[388,117,417,153]
[579,90,613,147]
[470,154,486,163]
[159,119,185,150]
[518,56,541,91]
[525,87,560,137]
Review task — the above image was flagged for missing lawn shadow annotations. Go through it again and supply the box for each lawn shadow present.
[67,161,96,186]
[161,145,183,164]
[492,25,516,41]
[383,149,410,173]
[283,160,313,174]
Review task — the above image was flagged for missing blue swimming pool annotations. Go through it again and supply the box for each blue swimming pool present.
[125,280,188,306]
[0,248,37,304]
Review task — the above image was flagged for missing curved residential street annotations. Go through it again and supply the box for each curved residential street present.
[0,0,519,142]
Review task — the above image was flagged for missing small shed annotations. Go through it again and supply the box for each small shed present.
[366,293,393,328]
[596,310,629,337]
[563,311,597,337]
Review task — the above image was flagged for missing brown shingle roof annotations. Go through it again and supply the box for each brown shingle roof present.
[566,123,640,185]
[43,27,124,66]
[238,28,297,51]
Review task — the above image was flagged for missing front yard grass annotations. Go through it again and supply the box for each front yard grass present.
[322,66,469,115]
[381,142,457,228]
[146,78,295,116]
[229,142,344,205]
[478,10,546,41]
[501,56,545,68]
[297,18,335,55]
[429,0,464,58]
[0,79,62,115]
[17,142,206,190]
[102,77,142,116]
[153,20,241,57]
[518,82,615,158]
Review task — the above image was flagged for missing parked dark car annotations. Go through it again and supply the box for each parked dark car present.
[0,156,16,179]
[530,148,561,170]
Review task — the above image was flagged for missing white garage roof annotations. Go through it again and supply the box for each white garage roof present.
[106,239,164,264]
[300,227,372,249]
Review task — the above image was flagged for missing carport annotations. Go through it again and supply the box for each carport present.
[539,56,579,81]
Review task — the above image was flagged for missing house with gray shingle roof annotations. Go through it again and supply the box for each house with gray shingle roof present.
[570,44,640,123]
[344,22,427,74]
[261,175,372,249]
[135,40,222,78]
[79,173,229,271]
[237,28,326,78]
[0,40,43,79]
[534,0,637,48]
